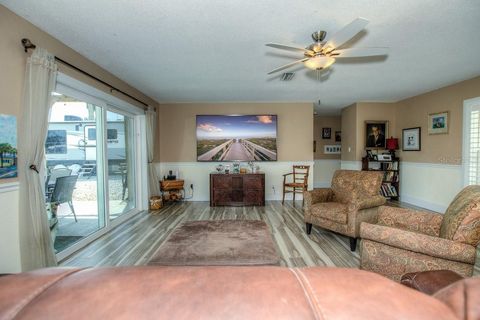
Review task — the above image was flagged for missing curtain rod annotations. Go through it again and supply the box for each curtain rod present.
[21,38,152,110]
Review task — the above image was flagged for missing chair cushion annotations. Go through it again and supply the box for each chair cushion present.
[331,170,383,203]
[284,182,306,188]
[439,185,480,246]
[310,202,348,224]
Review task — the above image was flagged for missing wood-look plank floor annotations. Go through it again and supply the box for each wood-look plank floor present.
[61,201,359,268]
[61,200,480,275]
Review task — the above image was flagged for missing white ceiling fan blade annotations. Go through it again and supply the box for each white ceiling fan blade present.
[266,43,314,55]
[267,58,309,74]
[332,47,389,58]
[323,17,369,51]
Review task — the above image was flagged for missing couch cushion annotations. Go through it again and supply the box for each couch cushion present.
[439,185,480,246]
[310,202,348,224]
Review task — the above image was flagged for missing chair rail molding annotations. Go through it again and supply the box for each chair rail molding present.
[0,181,20,194]
[155,161,314,201]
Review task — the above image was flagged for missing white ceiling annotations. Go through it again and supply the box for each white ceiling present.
[2,0,480,113]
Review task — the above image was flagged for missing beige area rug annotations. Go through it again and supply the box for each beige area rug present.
[148,220,280,266]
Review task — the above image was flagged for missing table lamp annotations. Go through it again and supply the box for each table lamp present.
[386,137,399,158]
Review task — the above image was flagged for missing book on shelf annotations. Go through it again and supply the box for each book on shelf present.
[383,171,398,182]
[381,161,399,171]
[380,183,398,198]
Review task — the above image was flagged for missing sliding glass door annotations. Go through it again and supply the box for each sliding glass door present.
[46,93,106,253]
[45,81,145,258]
[106,110,136,220]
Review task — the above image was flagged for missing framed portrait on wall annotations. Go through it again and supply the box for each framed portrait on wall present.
[365,121,388,149]
[402,127,421,151]
[428,111,449,134]
[322,128,331,139]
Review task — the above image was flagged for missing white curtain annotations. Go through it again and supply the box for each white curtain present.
[145,106,161,197]
[18,48,57,270]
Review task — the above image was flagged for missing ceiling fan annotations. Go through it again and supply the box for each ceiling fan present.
[266,18,388,74]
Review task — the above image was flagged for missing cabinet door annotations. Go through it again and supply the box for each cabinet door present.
[214,190,232,205]
[243,190,262,205]
[243,175,263,189]
[214,175,232,189]
[232,176,243,190]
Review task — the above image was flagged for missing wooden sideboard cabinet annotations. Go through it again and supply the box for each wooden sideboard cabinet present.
[210,173,265,207]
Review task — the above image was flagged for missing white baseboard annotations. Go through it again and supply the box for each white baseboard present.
[399,194,446,213]
[399,161,462,213]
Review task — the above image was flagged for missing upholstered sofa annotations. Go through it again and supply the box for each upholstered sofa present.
[360,185,480,281]
[1,266,478,319]
[304,170,386,250]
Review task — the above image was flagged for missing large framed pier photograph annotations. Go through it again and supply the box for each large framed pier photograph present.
[196,115,278,162]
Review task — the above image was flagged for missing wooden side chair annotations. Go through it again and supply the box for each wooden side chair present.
[282,165,310,206]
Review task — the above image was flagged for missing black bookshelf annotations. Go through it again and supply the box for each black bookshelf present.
[362,157,400,200]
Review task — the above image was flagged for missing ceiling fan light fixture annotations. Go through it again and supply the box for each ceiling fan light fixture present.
[304,56,335,70]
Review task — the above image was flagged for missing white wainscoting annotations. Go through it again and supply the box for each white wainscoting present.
[340,160,362,170]
[155,161,314,201]
[313,159,341,188]
[400,162,463,213]
[0,182,22,273]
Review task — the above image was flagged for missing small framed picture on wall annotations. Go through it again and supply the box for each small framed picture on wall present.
[402,127,421,151]
[322,127,332,139]
[428,111,449,135]
[335,131,341,142]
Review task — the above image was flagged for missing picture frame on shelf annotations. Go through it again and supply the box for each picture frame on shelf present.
[322,127,332,139]
[402,127,421,151]
[365,120,388,149]
[428,111,449,135]
[366,149,373,160]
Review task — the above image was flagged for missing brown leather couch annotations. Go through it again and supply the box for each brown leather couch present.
[0,266,478,319]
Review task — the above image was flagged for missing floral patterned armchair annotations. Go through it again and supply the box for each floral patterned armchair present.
[304,170,386,251]
[360,185,480,281]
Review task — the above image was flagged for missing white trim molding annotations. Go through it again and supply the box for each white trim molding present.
[313,159,340,188]
[463,96,480,187]
[0,181,20,194]
[399,161,463,213]
[155,161,314,201]
[340,160,362,170]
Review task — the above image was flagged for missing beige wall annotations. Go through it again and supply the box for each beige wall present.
[157,103,313,162]
[0,5,158,272]
[341,104,357,161]
[396,76,480,165]
[314,116,341,160]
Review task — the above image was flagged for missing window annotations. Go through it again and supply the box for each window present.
[107,129,118,140]
[46,130,67,154]
[463,97,480,186]
[64,115,83,121]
